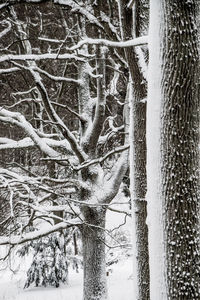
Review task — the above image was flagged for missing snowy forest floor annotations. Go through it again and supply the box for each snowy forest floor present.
[0,191,133,300]
[0,257,133,300]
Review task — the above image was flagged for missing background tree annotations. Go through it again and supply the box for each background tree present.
[0,2,141,299]
[117,1,150,299]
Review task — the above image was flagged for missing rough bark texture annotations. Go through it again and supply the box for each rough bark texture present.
[81,207,107,300]
[130,86,149,300]
[118,1,150,299]
[160,1,200,298]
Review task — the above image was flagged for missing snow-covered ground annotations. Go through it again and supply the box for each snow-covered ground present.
[0,258,133,300]
[0,189,133,300]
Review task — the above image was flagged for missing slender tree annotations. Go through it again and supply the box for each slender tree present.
[147,0,200,299]
[118,1,150,299]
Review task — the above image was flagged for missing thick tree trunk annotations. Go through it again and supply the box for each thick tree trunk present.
[81,207,107,300]
[147,0,200,299]
[161,1,200,298]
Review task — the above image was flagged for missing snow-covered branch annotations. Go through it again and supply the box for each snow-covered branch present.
[75,144,129,171]
[100,149,129,204]
[54,0,103,29]
[0,67,20,74]
[0,53,85,63]
[0,136,71,152]
[0,167,90,196]
[51,101,86,123]
[32,66,82,85]
[30,69,88,163]
[0,108,60,158]
[81,46,106,155]
[68,36,148,51]
[0,219,82,246]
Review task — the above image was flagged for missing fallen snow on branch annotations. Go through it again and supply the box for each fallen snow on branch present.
[69,36,148,51]
[0,53,85,63]
[0,219,81,246]
[0,137,71,152]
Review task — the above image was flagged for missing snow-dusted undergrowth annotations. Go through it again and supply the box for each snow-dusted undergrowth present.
[0,191,133,300]
[0,257,133,300]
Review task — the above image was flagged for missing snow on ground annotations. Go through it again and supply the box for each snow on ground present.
[0,258,133,300]
[0,189,133,300]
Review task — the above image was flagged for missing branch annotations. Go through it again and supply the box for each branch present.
[32,66,82,85]
[32,71,87,162]
[0,219,81,246]
[82,46,106,154]
[51,101,86,123]
[98,85,130,204]
[68,36,148,51]
[0,67,20,74]
[18,200,80,221]
[0,0,101,32]
[107,207,131,217]
[8,57,87,163]
[0,108,59,158]
[0,161,37,177]
[100,149,129,204]
[0,53,85,63]
[0,20,11,39]
[98,125,124,145]
[0,136,71,152]
[54,0,103,29]
[75,144,130,171]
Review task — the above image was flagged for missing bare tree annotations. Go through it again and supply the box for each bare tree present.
[0,2,142,299]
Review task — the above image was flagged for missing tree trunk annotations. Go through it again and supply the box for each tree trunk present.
[129,82,149,300]
[147,0,200,299]
[81,207,107,300]
[118,1,150,299]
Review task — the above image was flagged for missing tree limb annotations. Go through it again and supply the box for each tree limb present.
[68,36,148,51]
[0,219,81,246]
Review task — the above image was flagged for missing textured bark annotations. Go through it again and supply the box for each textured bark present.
[118,1,150,299]
[130,87,149,300]
[160,1,200,298]
[81,207,107,300]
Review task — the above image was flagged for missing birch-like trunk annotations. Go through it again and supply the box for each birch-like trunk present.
[147,0,200,299]
[81,207,107,300]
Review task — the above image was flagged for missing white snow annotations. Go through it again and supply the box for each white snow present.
[0,53,85,63]
[0,220,81,246]
[146,0,167,299]
[0,202,133,300]
[0,258,133,300]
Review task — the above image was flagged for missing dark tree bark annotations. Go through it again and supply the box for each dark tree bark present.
[161,1,200,298]
[147,0,200,299]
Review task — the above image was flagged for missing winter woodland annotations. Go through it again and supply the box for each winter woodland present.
[0,1,199,300]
